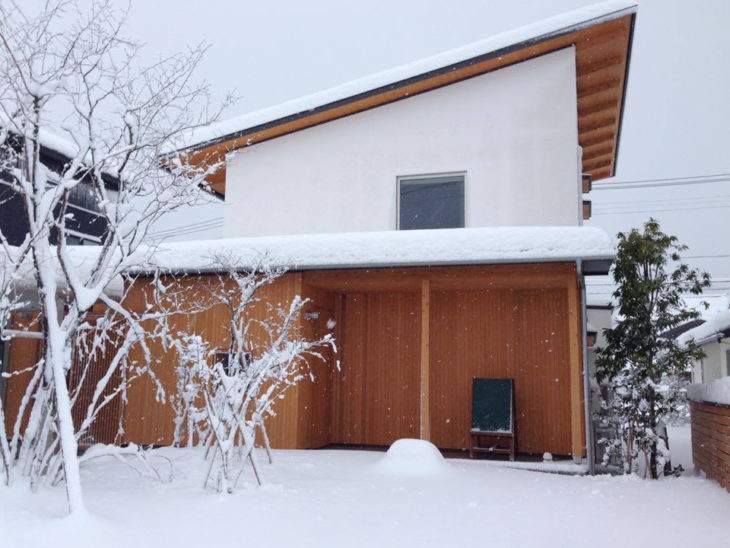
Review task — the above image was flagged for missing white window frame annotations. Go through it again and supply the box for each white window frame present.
[395,171,467,230]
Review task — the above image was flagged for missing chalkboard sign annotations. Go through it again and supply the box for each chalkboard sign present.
[471,378,514,433]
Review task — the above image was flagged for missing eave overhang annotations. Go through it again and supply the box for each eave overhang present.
[172,4,637,199]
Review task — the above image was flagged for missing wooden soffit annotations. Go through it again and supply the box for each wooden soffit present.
[179,12,636,198]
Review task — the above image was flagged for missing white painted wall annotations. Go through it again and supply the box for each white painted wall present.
[587,305,613,413]
[691,339,730,383]
[224,47,580,237]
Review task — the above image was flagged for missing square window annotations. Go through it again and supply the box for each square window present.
[398,174,465,230]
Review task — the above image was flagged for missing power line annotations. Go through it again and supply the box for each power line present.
[596,194,730,207]
[592,203,730,216]
[592,173,730,191]
[684,254,730,260]
[153,218,223,237]
[154,218,223,234]
[154,222,224,240]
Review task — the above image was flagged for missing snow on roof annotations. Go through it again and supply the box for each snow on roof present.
[35,127,79,160]
[0,113,79,160]
[142,226,615,273]
[678,299,730,347]
[183,1,637,150]
[1,244,125,299]
[675,293,730,346]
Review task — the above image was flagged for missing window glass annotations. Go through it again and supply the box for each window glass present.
[399,175,465,230]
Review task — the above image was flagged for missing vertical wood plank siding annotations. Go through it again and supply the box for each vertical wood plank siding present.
[2,262,586,457]
[690,400,730,492]
[122,273,305,448]
[2,312,42,437]
[296,286,336,448]
[329,292,421,446]
[429,288,572,454]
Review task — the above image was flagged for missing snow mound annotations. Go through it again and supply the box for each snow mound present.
[372,439,452,476]
[688,377,730,406]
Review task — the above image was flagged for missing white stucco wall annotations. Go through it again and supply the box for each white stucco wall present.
[691,339,730,383]
[223,47,580,237]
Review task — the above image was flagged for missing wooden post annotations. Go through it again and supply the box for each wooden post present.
[567,275,585,459]
[420,279,431,440]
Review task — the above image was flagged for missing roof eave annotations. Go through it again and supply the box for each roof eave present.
[175,6,637,157]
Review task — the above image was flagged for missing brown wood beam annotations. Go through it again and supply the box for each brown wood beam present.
[576,32,629,53]
[581,174,592,194]
[576,54,624,76]
[579,130,614,148]
[591,168,612,180]
[567,278,585,459]
[582,146,613,161]
[578,79,621,99]
[582,200,592,220]
[420,279,431,441]
[578,115,617,134]
[578,99,619,118]
[577,63,623,86]
[583,157,613,171]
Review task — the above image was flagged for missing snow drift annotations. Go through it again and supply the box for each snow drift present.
[688,377,730,407]
[371,439,452,476]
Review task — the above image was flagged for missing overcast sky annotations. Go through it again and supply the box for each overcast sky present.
[119,0,729,297]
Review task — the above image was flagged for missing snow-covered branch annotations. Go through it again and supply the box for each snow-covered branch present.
[0,0,229,513]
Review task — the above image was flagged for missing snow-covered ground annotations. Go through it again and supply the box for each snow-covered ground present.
[1,426,727,548]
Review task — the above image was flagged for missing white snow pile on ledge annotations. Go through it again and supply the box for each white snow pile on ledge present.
[688,377,730,407]
[1,245,133,298]
[144,226,615,273]
[371,439,452,476]
[0,114,79,160]
[183,0,637,148]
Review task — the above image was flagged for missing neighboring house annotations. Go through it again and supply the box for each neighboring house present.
[670,294,730,384]
[0,129,120,438]
[0,130,119,246]
[3,2,637,465]
[586,295,614,405]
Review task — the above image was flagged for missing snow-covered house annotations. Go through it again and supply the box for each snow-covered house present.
[139,2,635,461]
[177,1,636,236]
[671,294,730,384]
[0,129,119,246]
[2,2,637,464]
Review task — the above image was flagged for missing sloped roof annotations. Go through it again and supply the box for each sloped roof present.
[175,1,637,198]
[677,296,730,346]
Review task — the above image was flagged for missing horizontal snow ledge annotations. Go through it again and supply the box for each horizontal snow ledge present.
[142,226,615,273]
[688,377,730,407]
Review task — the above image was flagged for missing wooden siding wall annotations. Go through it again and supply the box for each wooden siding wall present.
[296,287,336,448]
[2,312,41,438]
[1,263,586,456]
[304,262,586,457]
[430,289,572,454]
[690,400,730,492]
[122,273,306,448]
[329,292,421,446]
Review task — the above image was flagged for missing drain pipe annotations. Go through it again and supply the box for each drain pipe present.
[2,329,43,340]
[577,260,596,475]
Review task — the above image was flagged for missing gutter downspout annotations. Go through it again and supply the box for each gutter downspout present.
[2,330,44,340]
[577,259,596,475]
